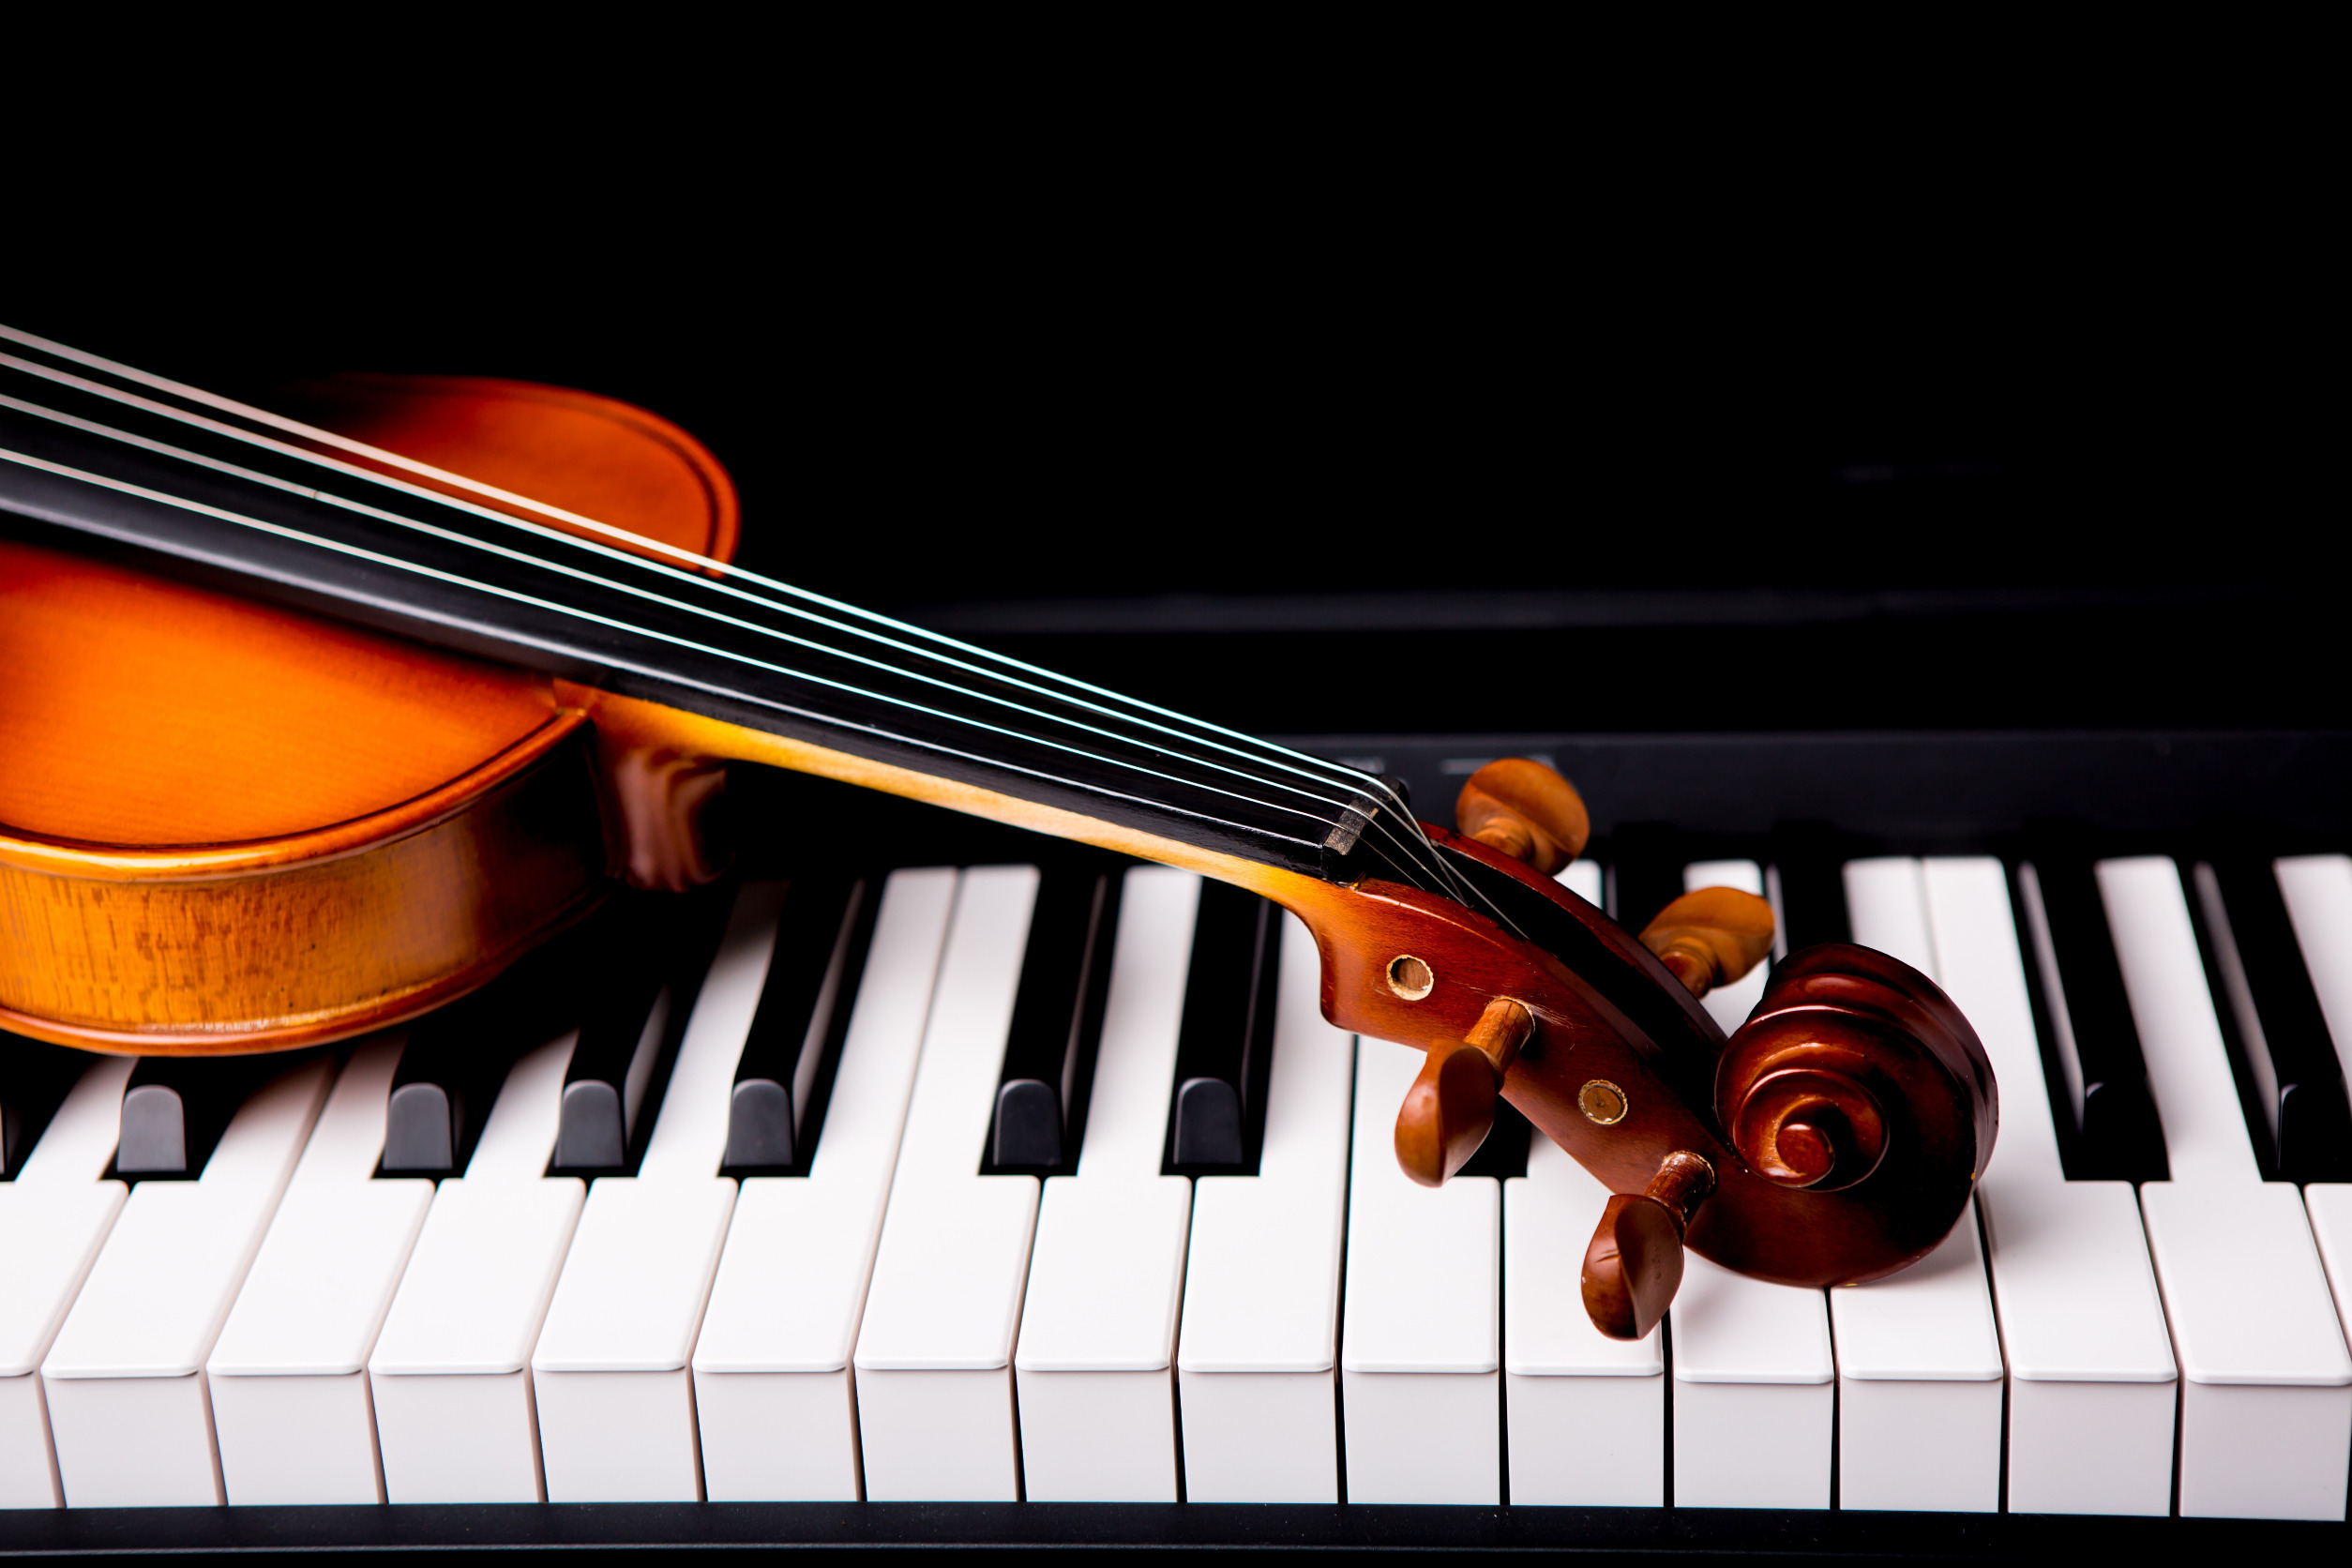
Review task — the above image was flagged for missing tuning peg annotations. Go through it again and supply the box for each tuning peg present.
[1638,886,1775,999]
[1455,759,1590,875]
[1395,997,1533,1186]
[1580,1150,1714,1340]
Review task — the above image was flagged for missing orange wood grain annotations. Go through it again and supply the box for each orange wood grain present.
[0,538,566,850]
[0,375,737,1051]
[274,375,739,566]
[0,730,608,1052]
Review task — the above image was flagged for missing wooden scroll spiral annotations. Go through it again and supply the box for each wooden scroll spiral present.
[1715,944,1994,1199]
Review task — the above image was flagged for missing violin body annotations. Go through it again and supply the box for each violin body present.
[0,378,735,1051]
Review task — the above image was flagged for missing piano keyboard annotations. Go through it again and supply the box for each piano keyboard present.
[9,839,2352,1525]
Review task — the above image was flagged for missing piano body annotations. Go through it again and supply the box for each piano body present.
[4,302,2348,1555]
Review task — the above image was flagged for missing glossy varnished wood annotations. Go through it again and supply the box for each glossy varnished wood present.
[273,374,739,567]
[0,378,736,1051]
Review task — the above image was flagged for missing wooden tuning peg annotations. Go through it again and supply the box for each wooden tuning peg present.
[1581,1150,1714,1340]
[1395,997,1533,1186]
[1455,759,1590,875]
[1639,886,1774,999]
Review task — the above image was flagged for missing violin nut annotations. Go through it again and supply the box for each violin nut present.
[1386,955,1435,1001]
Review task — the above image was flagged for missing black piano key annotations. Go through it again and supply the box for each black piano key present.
[1453,1096,1533,1181]
[1603,822,1690,934]
[1,1032,86,1179]
[1769,822,1864,955]
[115,1055,270,1178]
[552,890,729,1175]
[2191,858,2352,1183]
[1164,880,1280,1172]
[383,996,519,1177]
[384,913,635,1176]
[725,875,880,1174]
[987,867,1121,1174]
[2014,855,2171,1183]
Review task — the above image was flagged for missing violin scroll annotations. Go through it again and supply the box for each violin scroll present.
[1715,944,1993,1196]
[1293,754,1995,1341]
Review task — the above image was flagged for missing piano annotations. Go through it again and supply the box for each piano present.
[4,287,2346,1554]
[6,726,2352,1556]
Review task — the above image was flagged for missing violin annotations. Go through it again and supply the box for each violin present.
[0,324,1996,1338]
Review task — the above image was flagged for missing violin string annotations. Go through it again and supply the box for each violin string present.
[0,441,1336,860]
[0,439,1380,856]
[0,359,1485,915]
[0,374,1477,923]
[0,342,1495,929]
[0,339,1501,932]
[0,333,1503,926]
[0,386,1349,842]
[0,324,1386,808]
[0,343,1384,820]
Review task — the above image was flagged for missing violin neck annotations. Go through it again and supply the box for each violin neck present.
[0,327,1391,882]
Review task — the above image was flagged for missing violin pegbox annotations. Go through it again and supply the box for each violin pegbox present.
[1373,757,1996,1343]
[1394,758,1782,1187]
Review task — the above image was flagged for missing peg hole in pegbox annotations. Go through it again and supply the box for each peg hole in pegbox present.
[1386,955,1435,1000]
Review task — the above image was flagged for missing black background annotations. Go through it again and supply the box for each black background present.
[6,85,2333,737]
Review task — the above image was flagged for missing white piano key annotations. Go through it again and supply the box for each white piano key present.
[207,1038,434,1504]
[1655,857,1831,1512]
[1685,859,1767,1033]
[640,882,790,1184]
[531,882,789,1502]
[367,1031,583,1503]
[1829,1203,2002,1513]
[1831,858,2003,1514]
[1177,910,1353,1503]
[2305,1186,2352,1407]
[1339,1036,1500,1505]
[0,1057,130,1509]
[1844,856,1937,973]
[1015,868,1198,1502]
[2103,858,2261,1187]
[1979,1182,2179,1515]
[2101,855,2352,1520]
[41,1054,333,1507]
[1557,859,1604,906]
[2275,853,2352,1086]
[852,866,1042,1501]
[1668,1254,1832,1510]
[1013,1183,1190,1500]
[692,869,957,1502]
[1503,1134,1664,1507]
[2142,1181,2352,1518]
[1923,856,2177,1517]
[1922,857,2064,1182]
[530,1182,734,1500]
